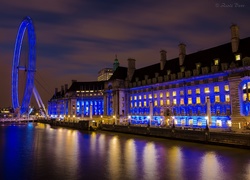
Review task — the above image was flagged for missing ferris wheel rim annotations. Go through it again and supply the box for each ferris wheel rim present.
[12,16,36,115]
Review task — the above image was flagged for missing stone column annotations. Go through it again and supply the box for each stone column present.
[229,76,246,129]
[103,93,107,116]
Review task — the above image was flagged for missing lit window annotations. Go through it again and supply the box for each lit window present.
[149,94,152,99]
[173,99,177,105]
[160,93,163,98]
[144,95,147,99]
[180,98,184,105]
[188,89,192,95]
[248,82,250,89]
[134,96,137,100]
[188,98,192,104]
[196,97,201,104]
[180,90,184,96]
[224,85,229,91]
[196,88,200,94]
[235,54,241,61]
[144,101,147,107]
[160,100,163,106]
[166,99,170,105]
[205,87,210,93]
[173,91,176,96]
[189,119,193,126]
[196,63,201,69]
[243,93,247,101]
[139,95,141,100]
[134,102,137,107]
[154,93,157,98]
[214,59,219,65]
[215,95,220,102]
[225,95,230,102]
[166,92,170,97]
[130,103,133,107]
[154,100,158,106]
[130,96,132,101]
[214,86,220,93]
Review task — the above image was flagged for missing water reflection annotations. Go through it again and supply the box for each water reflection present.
[0,123,250,180]
[124,139,136,179]
[142,142,157,180]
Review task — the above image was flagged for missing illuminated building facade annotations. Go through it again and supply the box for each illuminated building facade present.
[48,25,250,129]
[48,81,104,119]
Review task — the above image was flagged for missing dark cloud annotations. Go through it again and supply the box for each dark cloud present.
[0,0,250,107]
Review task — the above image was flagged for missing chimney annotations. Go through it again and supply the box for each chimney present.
[127,58,136,81]
[231,24,239,53]
[160,50,167,70]
[55,88,58,95]
[61,85,64,95]
[179,43,186,66]
[65,84,68,92]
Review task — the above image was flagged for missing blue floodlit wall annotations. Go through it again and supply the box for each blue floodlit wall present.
[48,97,104,119]
[76,99,103,116]
[128,73,232,128]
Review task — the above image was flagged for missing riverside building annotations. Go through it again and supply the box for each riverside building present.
[48,25,250,129]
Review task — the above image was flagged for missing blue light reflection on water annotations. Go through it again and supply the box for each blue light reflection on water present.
[0,123,250,180]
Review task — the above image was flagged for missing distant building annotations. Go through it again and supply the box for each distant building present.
[48,25,250,130]
[97,68,113,81]
[97,56,120,81]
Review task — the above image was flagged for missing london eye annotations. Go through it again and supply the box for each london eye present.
[12,16,46,117]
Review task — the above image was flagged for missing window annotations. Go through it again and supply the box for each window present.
[215,95,220,102]
[205,87,210,93]
[160,93,163,98]
[235,54,241,61]
[214,59,219,65]
[139,102,142,107]
[224,85,229,91]
[188,89,192,95]
[180,98,184,105]
[144,95,147,99]
[196,88,200,94]
[196,97,201,104]
[134,102,137,107]
[154,93,157,98]
[154,100,158,106]
[243,93,247,101]
[214,86,220,93]
[130,96,132,100]
[225,95,230,102]
[196,63,201,69]
[172,91,176,96]
[149,94,152,99]
[139,95,142,100]
[166,92,170,97]
[134,96,137,100]
[166,99,170,105]
[130,103,133,108]
[144,101,147,107]
[160,100,164,106]
[180,90,184,96]
[188,98,192,104]
[173,99,177,105]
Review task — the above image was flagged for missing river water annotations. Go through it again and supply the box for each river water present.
[0,122,249,180]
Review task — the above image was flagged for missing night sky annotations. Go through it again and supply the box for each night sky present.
[0,0,250,108]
